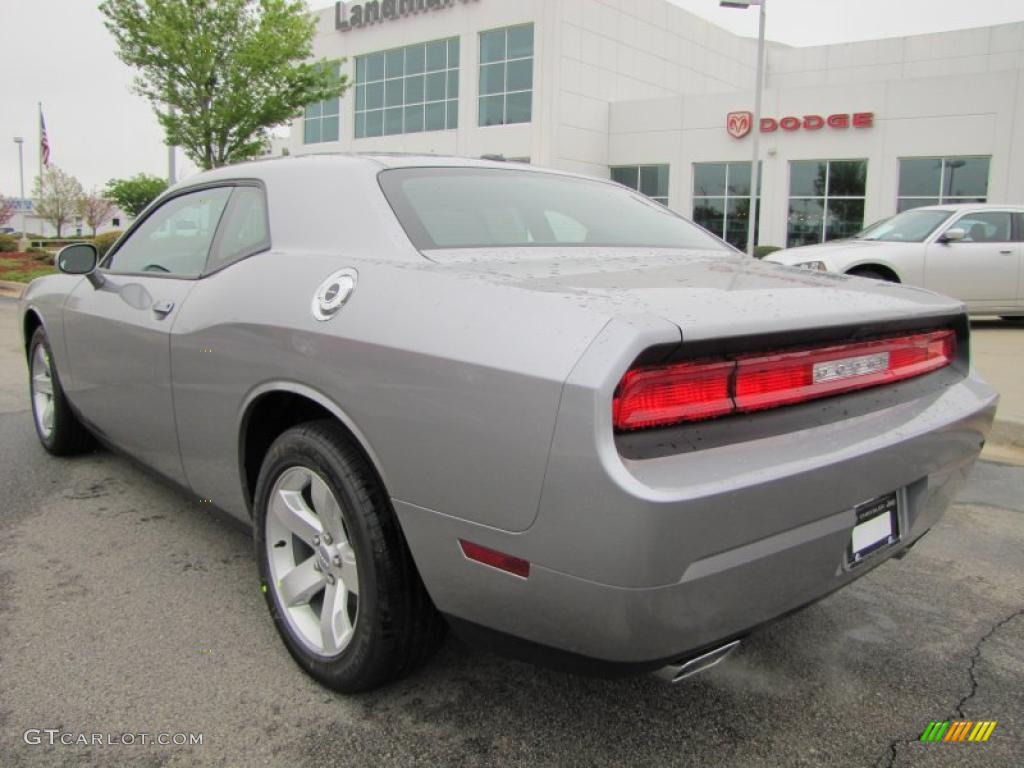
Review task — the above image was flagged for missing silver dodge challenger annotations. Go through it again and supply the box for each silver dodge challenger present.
[19,155,998,692]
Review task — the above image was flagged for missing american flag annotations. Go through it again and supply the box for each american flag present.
[40,110,50,166]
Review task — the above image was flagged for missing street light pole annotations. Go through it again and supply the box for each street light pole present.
[722,0,767,257]
[13,137,27,251]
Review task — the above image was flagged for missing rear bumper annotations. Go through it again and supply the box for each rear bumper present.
[395,340,997,666]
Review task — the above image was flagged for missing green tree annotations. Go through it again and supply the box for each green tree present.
[33,166,84,238]
[100,0,347,170]
[105,173,168,218]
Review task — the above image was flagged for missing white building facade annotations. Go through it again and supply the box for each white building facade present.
[287,0,1024,250]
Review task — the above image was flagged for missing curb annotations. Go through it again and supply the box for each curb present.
[0,280,25,300]
[983,418,1024,466]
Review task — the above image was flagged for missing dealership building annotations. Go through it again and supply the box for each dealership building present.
[286,0,1024,250]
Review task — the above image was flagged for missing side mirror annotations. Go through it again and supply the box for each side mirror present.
[56,243,104,288]
[939,228,966,244]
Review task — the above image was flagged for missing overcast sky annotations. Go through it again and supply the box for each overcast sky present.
[1,0,1022,196]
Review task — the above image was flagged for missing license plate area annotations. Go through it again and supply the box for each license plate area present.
[846,491,899,567]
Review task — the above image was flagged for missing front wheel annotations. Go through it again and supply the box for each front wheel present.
[28,327,94,455]
[254,420,445,693]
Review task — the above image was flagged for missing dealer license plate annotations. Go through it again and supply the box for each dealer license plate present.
[847,491,899,565]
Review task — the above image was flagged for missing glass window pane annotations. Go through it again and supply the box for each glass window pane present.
[209,186,269,271]
[447,69,459,98]
[355,85,366,111]
[725,198,753,250]
[508,24,534,58]
[386,48,404,78]
[304,119,320,145]
[426,71,447,102]
[366,82,384,110]
[425,101,446,131]
[828,161,866,197]
[385,78,404,107]
[790,161,827,197]
[404,104,424,133]
[896,197,938,212]
[356,56,367,82]
[426,40,447,71]
[898,158,941,197]
[305,101,322,119]
[406,44,425,75]
[788,198,824,247]
[448,38,460,67]
[506,91,532,124]
[366,52,385,81]
[693,163,726,197]
[384,107,403,135]
[322,115,339,142]
[479,63,505,96]
[639,165,669,198]
[355,112,366,139]
[506,59,532,92]
[365,109,384,137]
[726,162,751,196]
[480,29,506,64]
[825,199,865,240]
[322,98,339,117]
[479,94,504,126]
[693,198,725,238]
[447,99,458,129]
[611,167,639,190]
[957,212,1012,242]
[405,75,425,104]
[944,157,990,198]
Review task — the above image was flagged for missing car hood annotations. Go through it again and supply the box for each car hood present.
[765,239,916,266]
[427,247,960,342]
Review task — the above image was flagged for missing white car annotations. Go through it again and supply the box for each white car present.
[765,204,1024,321]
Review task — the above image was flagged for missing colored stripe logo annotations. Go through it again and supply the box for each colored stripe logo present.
[920,721,997,742]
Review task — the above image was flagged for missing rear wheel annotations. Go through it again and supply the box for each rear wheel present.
[28,327,94,455]
[254,420,445,692]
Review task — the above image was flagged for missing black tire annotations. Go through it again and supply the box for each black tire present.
[1001,316,1024,325]
[28,327,94,456]
[254,420,445,693]
[848,268,896,283]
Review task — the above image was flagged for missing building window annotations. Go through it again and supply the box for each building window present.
[355,37,460,139]
[610,165,669,206]
[692,162,761,249]
[479,24,534,127]
[787,160,867,247]
[897,156,990,212]
[303,63,342,144]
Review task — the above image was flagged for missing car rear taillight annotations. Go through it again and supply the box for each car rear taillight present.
[613,329,956,431]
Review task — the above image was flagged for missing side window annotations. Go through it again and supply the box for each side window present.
[106,188,232,277]
[954,212,1012,243]
[1014,213,1024,243]
[207,186,270,273]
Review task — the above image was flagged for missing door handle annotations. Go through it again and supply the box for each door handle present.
[999,249,1013,255]
[153,299,175,317]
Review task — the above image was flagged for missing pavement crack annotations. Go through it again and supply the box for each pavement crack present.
[953,606,1024,718]
[874,606,1024,768]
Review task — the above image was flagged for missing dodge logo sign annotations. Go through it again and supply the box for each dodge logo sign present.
[726,111,753,139]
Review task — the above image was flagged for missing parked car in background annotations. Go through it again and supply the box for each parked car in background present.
[19,156,997,692]
[765,204,1024,321]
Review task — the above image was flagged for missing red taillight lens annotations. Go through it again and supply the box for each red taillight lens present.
[613,360,733,430]
[613,329,956,431]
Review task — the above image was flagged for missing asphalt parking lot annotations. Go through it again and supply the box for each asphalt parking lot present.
[1,297,1021,768]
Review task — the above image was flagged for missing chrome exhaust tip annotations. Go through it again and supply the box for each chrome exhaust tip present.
[653,639,741,684]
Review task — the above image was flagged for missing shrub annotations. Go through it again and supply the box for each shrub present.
[754,245,782,259]
[0,233,18,252]
[93,230,123,257]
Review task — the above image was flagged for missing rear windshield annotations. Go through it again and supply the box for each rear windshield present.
[379,167,730,251]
